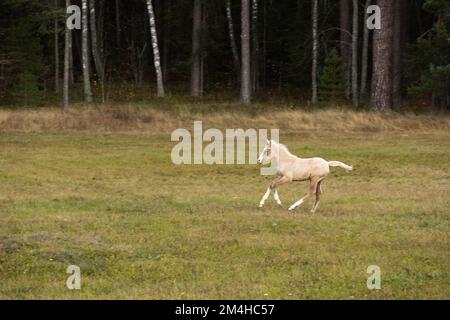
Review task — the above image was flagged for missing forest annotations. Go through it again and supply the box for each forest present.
[0,0,449,112]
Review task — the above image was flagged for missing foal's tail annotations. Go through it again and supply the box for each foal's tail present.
[328,161,353,172]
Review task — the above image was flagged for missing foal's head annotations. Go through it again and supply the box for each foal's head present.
[258,140,276,164]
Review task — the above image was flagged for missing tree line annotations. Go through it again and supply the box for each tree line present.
[0,0,448,113]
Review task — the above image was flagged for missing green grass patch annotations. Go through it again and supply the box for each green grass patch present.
[0,131,449,299]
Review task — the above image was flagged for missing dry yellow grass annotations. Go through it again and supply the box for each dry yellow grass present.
[0,104,449,133]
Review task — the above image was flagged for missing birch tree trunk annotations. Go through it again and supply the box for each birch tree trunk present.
[370,0,394,112]
[340,0,351,98]
[311,0,318,105]
[251,0,259,92]
[226,0,240,81]
[190,0,202,97]
[89,0,104,85]
[63,0,71,110]
[54,0,59,93]
[351,0,359,108]
[146,0,165,97]
[81,0,93,102]
[360,0,371,99]
[240,0,251,104]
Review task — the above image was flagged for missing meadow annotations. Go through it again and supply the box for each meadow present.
[0,104,449,299]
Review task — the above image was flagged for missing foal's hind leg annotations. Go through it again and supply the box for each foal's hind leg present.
[288,177,320,211]
[273,190,282,206]
[311,180,323,213]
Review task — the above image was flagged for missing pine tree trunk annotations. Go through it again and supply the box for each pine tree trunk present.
[54,0,59,93]
[200,7,207,96]
[262,0,267,89]
[89,0,104,85]
[63,0,71,110]
[97,0,104,56]
[251,0,259,93]
[392,0,403,109]
[74,31,82,73]
[97,0,105,102]
[360,0,371,100]
[311,0,318,104]
[240,0,251,104]
[163,0,170,82]
[340,0,351,98]
[370,0,394,112]
[146,0,165,97]
[226,0,240,82]
[69,38,74,85]
[115,0,121,48]
[351,0,359,108]
[190,0,202,97]
[81,0,93,102]
[402,0,410,45]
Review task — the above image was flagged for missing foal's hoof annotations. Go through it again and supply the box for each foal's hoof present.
[288,206,294,211]
[259,204,264,208]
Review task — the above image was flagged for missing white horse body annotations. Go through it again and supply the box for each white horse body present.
[257,140,352,212]
[278,157,329,181]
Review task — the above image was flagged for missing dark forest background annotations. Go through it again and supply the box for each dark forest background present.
[0,0,449,113]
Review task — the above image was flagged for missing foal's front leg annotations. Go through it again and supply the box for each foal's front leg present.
[259,176,290,207]
[272,176,291,205]
[259,186,273,207]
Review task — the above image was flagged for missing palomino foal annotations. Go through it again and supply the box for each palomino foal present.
[257,140,353,212]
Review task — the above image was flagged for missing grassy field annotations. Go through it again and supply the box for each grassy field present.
[0,107,449,299]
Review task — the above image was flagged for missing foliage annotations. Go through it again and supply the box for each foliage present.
[14,72,42,106]
[0,0,448,111]
[407,0,450,111]
[409,64,450,111]
[0,0,59,106]
[317,48,347,102]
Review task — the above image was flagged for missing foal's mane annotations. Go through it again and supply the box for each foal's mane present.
[273,141,297,158]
